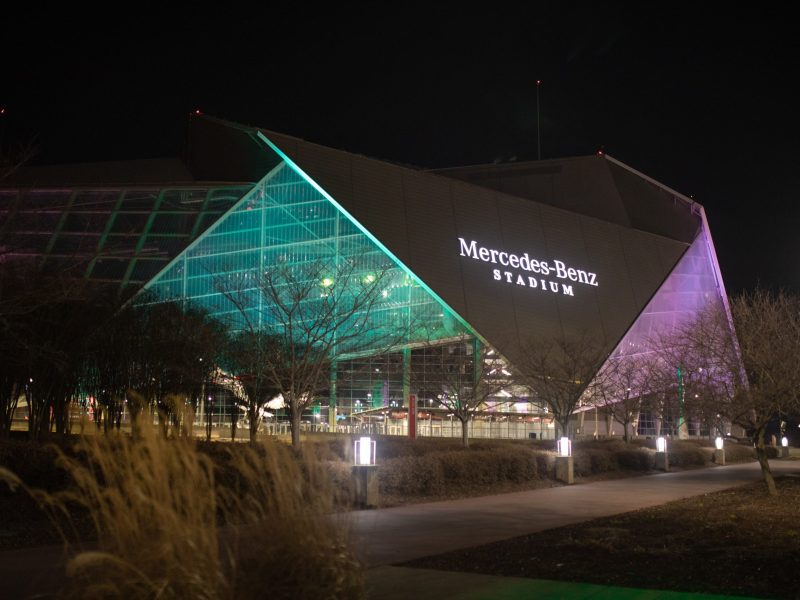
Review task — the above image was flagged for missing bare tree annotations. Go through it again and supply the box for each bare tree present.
[0,267,112,439]
[80,299,224,437]
[664,292,800,495]
[219,329,283,442]
[594,353,662,442]
[415,340,513,447]
[218,258,405,446]
[517,331,609,439]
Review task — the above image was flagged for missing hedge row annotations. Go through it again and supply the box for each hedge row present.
[378,446,551,496]
[0,435,779,505]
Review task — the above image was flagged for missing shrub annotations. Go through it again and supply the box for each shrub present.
[535,451,554,477]
[573,451,592,476]
[377,445,545,497]
[378,455,445,496]
[0,437,74,491]
[720,444,756,463]
[616,448,653,471]
[218,440,362,600]
[668,443,709,467]
[589,449,618,473]
[0,417,364,600]
[494,447,539,482]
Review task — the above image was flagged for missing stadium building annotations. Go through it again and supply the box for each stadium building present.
[0,115,736,439]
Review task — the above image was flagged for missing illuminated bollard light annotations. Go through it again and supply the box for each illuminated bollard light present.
[352,436,379,508]
[655,436,669,471]
[713,436,726,465]
[780,436,790,458]
[557,437,572,457]
[555,436,574,484]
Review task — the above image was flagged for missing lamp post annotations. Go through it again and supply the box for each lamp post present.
[780,436,790,458]
[352,436,379,508]
[714,436,726,465]
[555,436,574,484]
[655,436,669,471]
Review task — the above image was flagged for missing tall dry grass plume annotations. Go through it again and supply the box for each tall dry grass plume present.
[1,414,363,599]
[218,441,362,599]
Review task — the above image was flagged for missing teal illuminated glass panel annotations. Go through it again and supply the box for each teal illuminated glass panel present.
[140,152,473,356]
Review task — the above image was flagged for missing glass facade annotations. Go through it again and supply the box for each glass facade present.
[140,140,474,358]
[0,185,251,290]
[133,136,487,422]
[609,227,727,359]
[607,226,732,436]
[1,122,736,440]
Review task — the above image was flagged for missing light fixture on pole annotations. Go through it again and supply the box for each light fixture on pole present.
[557,436,572,457]
[354,436,376,466]
[655,436,669,471]
[555,436,574,484]
[352,436,378,508]
[714,436,726,465]
[780,436,790,458]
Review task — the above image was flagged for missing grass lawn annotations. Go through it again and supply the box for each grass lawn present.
[403,476,800,600]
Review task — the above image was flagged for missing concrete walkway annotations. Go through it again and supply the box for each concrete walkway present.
[1,460,796,599]
[358,460,799,599]
[352,460,799,567]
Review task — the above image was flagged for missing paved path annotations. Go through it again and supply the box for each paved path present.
[351,460,799,567]
[2,460,797,599]
[359,460,799,599]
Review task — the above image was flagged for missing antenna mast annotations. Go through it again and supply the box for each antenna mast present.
[536,79,542,160]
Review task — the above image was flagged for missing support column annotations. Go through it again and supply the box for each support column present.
[471,337,481,442]
[329,361,337,430]
[555,456,574,484]
[352,465,379,508]
[677,365,689,439]
[403,347,415,439]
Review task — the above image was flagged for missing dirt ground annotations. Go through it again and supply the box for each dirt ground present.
[404,476,800,600]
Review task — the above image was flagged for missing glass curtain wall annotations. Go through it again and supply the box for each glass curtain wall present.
[0,185,250,292]
[138,140,475,419]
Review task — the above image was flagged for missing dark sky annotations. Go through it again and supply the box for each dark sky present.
[2,4,798,293]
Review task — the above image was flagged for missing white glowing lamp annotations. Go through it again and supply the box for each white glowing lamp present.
[715,437,724,450]
[781,436,789,448]
[557,436,572,457]
[656,437,667,453]
[354,436,376,466]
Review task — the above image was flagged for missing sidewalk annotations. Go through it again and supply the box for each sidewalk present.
[354,460,798,599]
[351,460,798,567]
[1,460,796,599]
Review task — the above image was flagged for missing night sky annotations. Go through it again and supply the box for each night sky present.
[2,5,797,294]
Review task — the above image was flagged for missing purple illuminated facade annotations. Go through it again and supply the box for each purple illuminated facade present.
[611,209,729,359]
